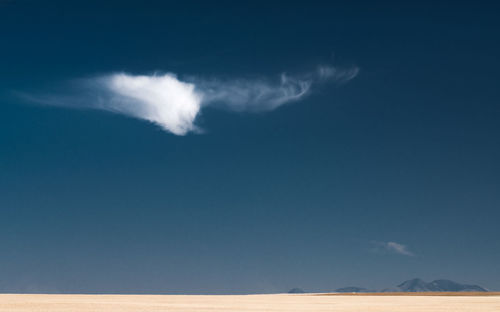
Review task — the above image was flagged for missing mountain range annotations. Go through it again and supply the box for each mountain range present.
[289,278,488,293]
[336,278,488,293]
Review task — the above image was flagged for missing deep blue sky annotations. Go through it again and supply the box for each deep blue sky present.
[1,1,499,293]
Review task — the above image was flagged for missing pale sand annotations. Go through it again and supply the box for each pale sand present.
[0,293,499,312]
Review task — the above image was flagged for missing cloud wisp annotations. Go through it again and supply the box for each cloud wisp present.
[372,241,415,257]
[27,65,358,135]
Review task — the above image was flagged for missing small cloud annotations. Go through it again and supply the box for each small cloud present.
[372,241,415,256]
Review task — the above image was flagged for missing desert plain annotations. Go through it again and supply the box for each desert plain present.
[1,293,499,312]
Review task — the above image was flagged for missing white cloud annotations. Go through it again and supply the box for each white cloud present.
[26,65,358,135]
[101,73,202,135]
[373,241,415,256]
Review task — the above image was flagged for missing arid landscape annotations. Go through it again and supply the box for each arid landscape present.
[0,293,499,312]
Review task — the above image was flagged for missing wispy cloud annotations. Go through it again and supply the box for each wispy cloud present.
[23,65,358,135]
[372,241,415,256]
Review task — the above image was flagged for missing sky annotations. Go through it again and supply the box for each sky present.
[0,1,499,293]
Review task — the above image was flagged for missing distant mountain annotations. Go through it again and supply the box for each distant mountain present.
[338,278,488,293]
[397,278,439,292]
[396,278,488,292]
[288,288,306,294]
[335,287,371,293]
[429,279,488,292]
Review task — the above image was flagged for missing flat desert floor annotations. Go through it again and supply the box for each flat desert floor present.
[1,293,499,312]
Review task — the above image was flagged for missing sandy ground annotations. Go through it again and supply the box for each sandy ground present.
[0,293,499,312]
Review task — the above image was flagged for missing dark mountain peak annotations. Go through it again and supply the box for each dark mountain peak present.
[288,288,305,294]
